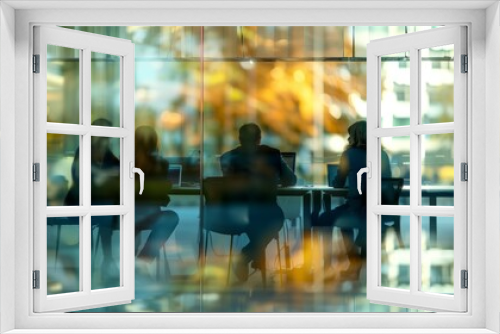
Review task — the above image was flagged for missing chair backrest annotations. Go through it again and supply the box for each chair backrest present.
[202,176,251,234]
[381,177,404,205]
[203,176,253,205]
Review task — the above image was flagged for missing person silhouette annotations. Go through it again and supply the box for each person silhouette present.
[65,118,121,285]
[134,125,179,277]
[220,123,297,281]
[317,120,391,280]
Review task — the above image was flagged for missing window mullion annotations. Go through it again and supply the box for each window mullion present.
[409,47,420,295]
[82,48,92,294]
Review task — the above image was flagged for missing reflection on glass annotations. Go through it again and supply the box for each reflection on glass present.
[91,52,121,127]
[91,136,121,206]
[421,134,454,206]
[47,134,80,206]
[381,215,410,290]
[65,25,437,313]
[91,216,121,290]
[47,216,80,294]
[380,52,410,127]
[47,45,80,124]
[420,45,454,124]
[134,125,180,283]
[381,136,410,205]
[421,216,454,294]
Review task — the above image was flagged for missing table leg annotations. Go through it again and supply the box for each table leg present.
[303,193,312,272]
[430,196,437,248]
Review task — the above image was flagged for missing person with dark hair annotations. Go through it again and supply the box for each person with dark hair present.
[317,120,391,280]
[220,123,297,282]
[65,118,121,283]
[134,125,179,276]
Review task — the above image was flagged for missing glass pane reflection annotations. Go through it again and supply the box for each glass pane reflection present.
[47,134,80,206]
[381,215,410,290]
[381,136,410,206]
[47,216,80,294]
[420,45,454,124]
[380,52,410,127]
[47,45,80,124]
[91,216,121,290]
[421,216,454,294]
[90,136,121,206]
[421,133,454,206]
[91,52,121,127]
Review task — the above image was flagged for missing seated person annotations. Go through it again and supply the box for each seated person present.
[65,120,179,280]
[220,123,297,282]
[65,119,122,279]
[134,125,179,277]
[316,120,391,280]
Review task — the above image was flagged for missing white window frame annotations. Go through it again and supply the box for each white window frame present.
[366,26,467,312]
[33,25,136,313]
[1,2,498,333]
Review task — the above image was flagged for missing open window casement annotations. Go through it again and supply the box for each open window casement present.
[365,26,467,312]
[33,26,137,312]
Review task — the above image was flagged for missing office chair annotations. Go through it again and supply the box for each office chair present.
[381,177,405,248]
[202,176,284,287]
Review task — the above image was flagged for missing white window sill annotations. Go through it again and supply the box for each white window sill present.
[4,329,497,334]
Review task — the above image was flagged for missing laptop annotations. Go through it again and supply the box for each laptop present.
[281,152,296,173]
[167,164,182,188]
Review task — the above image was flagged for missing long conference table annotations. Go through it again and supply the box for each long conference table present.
[170,184,454,272]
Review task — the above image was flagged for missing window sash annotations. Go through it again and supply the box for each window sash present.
[7,6,487,331]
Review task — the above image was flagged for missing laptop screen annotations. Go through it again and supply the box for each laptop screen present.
[281,152,296,173]
[167,164,182,187]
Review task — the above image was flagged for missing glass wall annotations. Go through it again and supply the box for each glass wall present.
[46,26,454,312]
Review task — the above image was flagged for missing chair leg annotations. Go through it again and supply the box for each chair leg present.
[276,235,283,286]
[204,231,209,264]
[92,230,101,272]
[227,235,234,286]
[202,231,209,284]
[163,244,170,279]
[394,218,405,248]
[156,250,161,281]
[55,225,61,270]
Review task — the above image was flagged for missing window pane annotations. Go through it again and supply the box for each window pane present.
[47,45,80,124]
[91,215,121,290]
[421,216,454,294]
[47,216,80,294]
[420,45,454,124]
[421,133,454,206]
[380,52,410,127]
[381,215,410,290]
[381,136,410,205]
[64,25,446,314]
[91,52,121,127]
[91,136,121,206]
[47,134,80,206]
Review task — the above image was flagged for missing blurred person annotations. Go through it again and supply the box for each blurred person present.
[220,123,297,282]
[134,125,179,277]
[47,175,69,206]
[65,118,122,280]
[316,120,391,280]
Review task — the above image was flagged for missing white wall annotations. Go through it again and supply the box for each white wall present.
[485,2,500,333]
[0,2,16,333]
[8,6,492,332]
